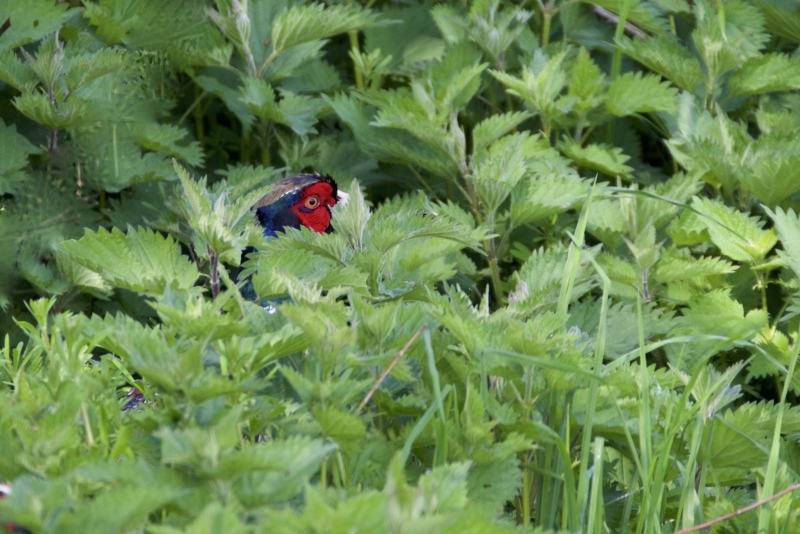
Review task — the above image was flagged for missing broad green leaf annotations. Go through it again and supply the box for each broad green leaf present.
[606,71,678,116]
[765,207,800,279]
[589,0,671,34]
[14,92,91,130]
[616,36,704,91]
[0,0,80,50]
[558,137,633,177]
[472,111,533,155]
[0,49,38,92]
[131,123,204,167]
[756,0,800,44]
[240,77,281,121]
[741,153,800,206]
[58,226,199,295]
[312,408,366,454]
[271,3,377,53]
[693,197,778,262]
[0,118,40,190]
[490,49,569,121]
[728,53,800,96]
[653,255,737,283]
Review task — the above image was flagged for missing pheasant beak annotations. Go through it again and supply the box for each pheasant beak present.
[336,190,350,206]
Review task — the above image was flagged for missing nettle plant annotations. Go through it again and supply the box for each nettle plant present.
[5,0,800,532]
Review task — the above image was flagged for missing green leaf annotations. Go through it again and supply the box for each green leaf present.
[668,209,710,246]
[653,255,737,283]
[756,0,800,44]
[277,90,325,137]
[466,456,521,514]
[471,133,530,212]
[741,152,800,206]
[58,226,199,295]
[312,408,366,454]
[616,35,704,91]
[0,0,80,50]
[558,137,633,177]
[693,197,778,262]
[589,0,671,34]
[271,3,378,53]
[472,111,533,155]
[0,118,40,194]
[606,71,678,116]
[14,92,91,130]
[131,123,204,167]
[57,486,186,534]
[0,49,38,92]
[490,49,569,120]
[728,53,800,96]
[511,173,588,228]
[240,77,281,121]
[765,207,800,279]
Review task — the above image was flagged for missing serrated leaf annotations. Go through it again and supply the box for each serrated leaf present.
[756,0,800,44]
[472,111,533,155]
[466,456,520,514]
[131,123,204,167]
[277,90,325,138]
[741,153,800,206]
[668,209,710,245]
[589,0,671,34]
[312,408,366,454]
[490,49,569,120]
[512,173,588,228]
[0,0,80,50]
[272,3,377,53]
[559,137,633,177]
[240,77,281,121]
[654,256,737,283]
[765,207,800,279]
[58,226,199,295]
[0,118,40,179]
[14,92,91,130]
[606,71,678,116]
[0,49,38,92]
[693,197,777,262]
[728,53,800,96]
[616,35,704,91]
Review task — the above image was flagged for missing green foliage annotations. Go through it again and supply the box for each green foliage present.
[4,0,800,532]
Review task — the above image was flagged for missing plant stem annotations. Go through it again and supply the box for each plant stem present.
[208,247,220,298]
[489,255,503,308]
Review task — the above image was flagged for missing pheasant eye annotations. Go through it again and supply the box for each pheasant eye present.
[304,196,319,209]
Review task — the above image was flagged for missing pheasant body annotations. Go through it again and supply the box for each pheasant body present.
[237,173,341,302]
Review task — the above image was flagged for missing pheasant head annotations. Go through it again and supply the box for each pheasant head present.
[253,173,341,237]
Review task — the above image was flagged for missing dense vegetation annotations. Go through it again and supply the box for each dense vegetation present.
[4,0,800,531]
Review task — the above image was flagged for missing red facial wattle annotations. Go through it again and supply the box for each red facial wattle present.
[290,181,336,233]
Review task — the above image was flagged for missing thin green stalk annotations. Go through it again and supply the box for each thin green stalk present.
[636,294,654,532]
[488,255,503,308]
[557,181,596,316]
[587,437,605,534]
[542,11,552,47]
[573,246,611,528]
[758,327,800,533]
[423,330,448,467]
[346,0,364,89]
[522,458,532,526]
[81,402,94,446]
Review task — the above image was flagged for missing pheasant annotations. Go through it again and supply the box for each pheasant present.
[252,173,342,237]
[237,172,344,303]
[123,173,344,412]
